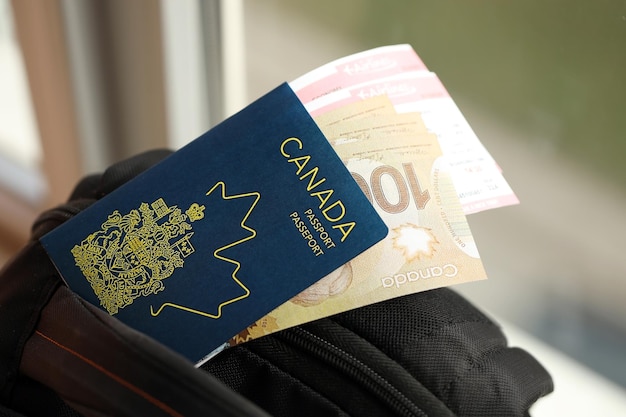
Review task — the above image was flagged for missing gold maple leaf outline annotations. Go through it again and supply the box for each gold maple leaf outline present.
[150,181,260,319]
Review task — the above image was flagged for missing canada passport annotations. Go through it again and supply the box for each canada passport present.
[41,83,387,364]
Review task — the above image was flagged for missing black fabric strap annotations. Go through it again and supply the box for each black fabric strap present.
[0,242,60,406]
[19,285,270,417]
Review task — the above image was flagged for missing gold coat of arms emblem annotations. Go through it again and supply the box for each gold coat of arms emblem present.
[70,198,205,314]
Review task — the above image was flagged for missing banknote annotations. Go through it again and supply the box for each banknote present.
[312,94,397,130]
[229,104,487,346]
[314,96,428,143]
[318,109,428,147]
[304,71,519,214]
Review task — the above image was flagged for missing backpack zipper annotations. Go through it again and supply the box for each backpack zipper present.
[278,326,428,417]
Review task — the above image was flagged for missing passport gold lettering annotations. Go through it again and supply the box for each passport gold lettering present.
[290,211,324,256]
[304,208,336,249]
[281,137,356,242]
[302,167,326,191]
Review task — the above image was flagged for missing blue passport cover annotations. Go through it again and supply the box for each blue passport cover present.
[41,83,387,363]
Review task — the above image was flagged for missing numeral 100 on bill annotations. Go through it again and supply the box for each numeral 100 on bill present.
[350,163,430,214]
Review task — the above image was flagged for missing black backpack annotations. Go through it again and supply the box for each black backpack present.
[204,288,553,417]
[0,150,553,416]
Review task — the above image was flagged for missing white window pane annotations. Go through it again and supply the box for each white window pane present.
[0,0,45,203]
[0,0,41,169]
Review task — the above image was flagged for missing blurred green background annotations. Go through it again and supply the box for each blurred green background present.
[278,0,626,188]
